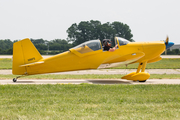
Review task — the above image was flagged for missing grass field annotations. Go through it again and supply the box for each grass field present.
[0,58,180,69]
[0,58,12,69]
[113,58,180,69]
[0,84,180,119]
[0,74,180,79]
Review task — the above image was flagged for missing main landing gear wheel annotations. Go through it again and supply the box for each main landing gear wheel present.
[12,74,27,82]
[13,78,17,82]
[139,80,146,82]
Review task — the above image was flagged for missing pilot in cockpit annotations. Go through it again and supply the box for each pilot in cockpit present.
[102,39,118,52]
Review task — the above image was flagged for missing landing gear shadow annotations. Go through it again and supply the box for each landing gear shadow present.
[138,80,147,82]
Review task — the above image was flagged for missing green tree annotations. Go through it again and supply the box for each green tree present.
[111,22,133,41]
[31,38,45,44]
[6,48,13,55]
[0,38,73,55]
[30,38,48,51]
[99,22,115,45]
[67,20,133,46]
[174,49,179,54]
[67,20,102,45]
[49,39,73,51]
[0,39,13,50]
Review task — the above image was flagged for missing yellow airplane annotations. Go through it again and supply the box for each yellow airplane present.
[12,37,174,82]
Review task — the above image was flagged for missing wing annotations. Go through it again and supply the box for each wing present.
[98,52,145,69]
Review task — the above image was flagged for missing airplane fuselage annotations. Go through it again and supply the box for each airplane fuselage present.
[20,41,165,75]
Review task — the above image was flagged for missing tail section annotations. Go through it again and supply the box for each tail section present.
[12,38,43,75]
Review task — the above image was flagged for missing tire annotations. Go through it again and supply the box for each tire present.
[13,78,17,82]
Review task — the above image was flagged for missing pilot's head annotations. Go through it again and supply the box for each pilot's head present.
[102,39,111,47]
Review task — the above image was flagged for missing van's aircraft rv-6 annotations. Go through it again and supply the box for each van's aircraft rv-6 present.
[12,37,174,82]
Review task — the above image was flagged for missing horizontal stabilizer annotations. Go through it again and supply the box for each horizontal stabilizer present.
[20,61,44,67]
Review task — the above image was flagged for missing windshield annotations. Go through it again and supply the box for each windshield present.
[72,40,102,54]
[116,37,130,46]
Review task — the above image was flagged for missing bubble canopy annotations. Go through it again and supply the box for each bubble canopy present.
[70,37,130,55]
[71,40,102,54]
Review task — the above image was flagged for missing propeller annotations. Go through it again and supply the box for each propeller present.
[165,36,169,45]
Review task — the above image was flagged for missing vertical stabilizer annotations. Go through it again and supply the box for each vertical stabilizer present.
[12,38,43,75]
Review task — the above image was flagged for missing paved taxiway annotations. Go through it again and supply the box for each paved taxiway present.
[1,69,179,84]
[0,79,180,85]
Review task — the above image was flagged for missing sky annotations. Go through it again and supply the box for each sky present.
[0,0,180,44]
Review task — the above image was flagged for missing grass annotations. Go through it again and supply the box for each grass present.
[0,58,12,69]
[0,74,180,79]
[113,58,180,69]
[0,58,180,69]
[0,84,180,119]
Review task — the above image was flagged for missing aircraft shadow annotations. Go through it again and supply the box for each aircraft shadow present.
[16,81,35,83]
[86,80,132,84]
[13,79,132,84]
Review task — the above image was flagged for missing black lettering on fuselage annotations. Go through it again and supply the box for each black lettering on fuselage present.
[28,57,35,61]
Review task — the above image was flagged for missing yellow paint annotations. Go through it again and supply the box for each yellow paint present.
[12,37,166,81]
[136,63,143,73]
[121,72,136,79]
[148,56,162,63]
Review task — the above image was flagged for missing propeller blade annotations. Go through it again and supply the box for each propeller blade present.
[165,36,169,45]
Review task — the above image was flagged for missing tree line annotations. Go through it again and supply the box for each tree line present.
[0,39,14,55]
[1,38,178,55]
[0,39,73,55]
[162,49,180,55]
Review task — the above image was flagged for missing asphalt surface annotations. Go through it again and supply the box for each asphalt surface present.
[0,79,180,85]
[1,69,180,85]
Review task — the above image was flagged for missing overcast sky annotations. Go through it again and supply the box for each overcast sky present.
[0,0,180,44]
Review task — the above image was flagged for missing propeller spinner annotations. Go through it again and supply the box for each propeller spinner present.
[165,36,174,49]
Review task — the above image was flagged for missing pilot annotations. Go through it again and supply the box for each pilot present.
[102,39,118,52]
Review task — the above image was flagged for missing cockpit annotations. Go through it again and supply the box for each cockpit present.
[71,40,102,54]
[70,37,130,55]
